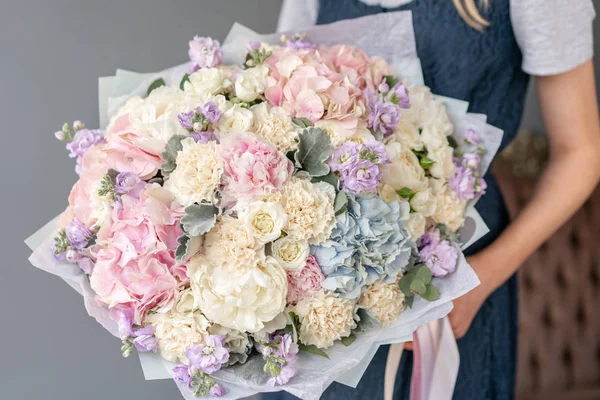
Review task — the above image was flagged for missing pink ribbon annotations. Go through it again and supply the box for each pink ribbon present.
[385,317,459,400]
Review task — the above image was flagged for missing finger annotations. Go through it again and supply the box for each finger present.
[403,342,413,351]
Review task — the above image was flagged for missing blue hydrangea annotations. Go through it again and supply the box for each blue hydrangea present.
[311,192,414,299]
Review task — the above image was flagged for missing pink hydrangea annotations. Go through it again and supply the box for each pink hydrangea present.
[286,256,325,304]
[219,132,293,207]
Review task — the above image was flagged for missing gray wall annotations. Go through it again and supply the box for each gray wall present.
[0,1,597,400]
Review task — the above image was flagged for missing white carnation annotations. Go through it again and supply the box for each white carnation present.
[251,102,298,152]
[381,142,428,192]
[291,290,357,349]
[358,281,406,326]
[271,236,310,271]
[279,179,336,245]
[215,103,254,135]
[202,215,261,268]
[163,138,222,207]
[190,255,287,333]
[146,311,207,363]
[184,67,232,97]
[430,178,467,232]
[235,65,269,102]
[241,201,288,244]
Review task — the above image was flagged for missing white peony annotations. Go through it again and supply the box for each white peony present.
[401,85,453,136]
[410,188,436,217]
[184,67,232,97]
[428,145,456,180]
[291,290,357,349]
[420,124,448,152]
[215,103,254,135]
[358,281,406,326]
[163,138,222,207]
[252,312,288,342]
[430,178,467,232]
[190,255,287,333]
[271,236,310,271]
[235,65,269,102]
[381,142,428,192]
[251,102,298,152]
[241,201,288,244]
[202,215,261,268]
[145,311,207,363]
[405,212,426,239]
[279,179,337,245]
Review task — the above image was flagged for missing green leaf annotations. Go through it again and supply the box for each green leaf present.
[311,171,339,190]
[180,204,218,237]
[419,156,435,169]
[179,73,190,90]
[399,273,414,297]
[292,117,314,128]
[415,265,433,285]
[334,190,348,215]
[147,78,166,96]
[397,187,414,199]
[410,279,426,296]
[341,335,356,346]
[421,284,441,302]
[405,295,415,308]
[161,135,187,175]
[287,311,299,343]
[299,344,330,359]
[383,75,400,89]
[447,136,459,149]
[294,128,334,177]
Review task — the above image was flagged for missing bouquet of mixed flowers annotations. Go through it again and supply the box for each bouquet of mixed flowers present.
[27,12,502,400]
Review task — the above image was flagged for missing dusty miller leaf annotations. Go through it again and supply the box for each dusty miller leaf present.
[175,234,203,263]
[353,307,381,334]
[294,128,334,177]
[161,135,187,176]
[180,204,218,237]
[292,117,313,128]
[231,355,269,384]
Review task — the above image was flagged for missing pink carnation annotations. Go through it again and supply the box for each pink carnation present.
[287,256,325,304]
[219,132,293,207]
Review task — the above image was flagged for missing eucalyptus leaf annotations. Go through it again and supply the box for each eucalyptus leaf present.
[415,265,433,285]
[147,78,166,96]
[299,344,330,359]
[405,295,414,308]
[292,117,313,128]
[341,335,356,347]
[180,204,218,237]
[294,128,334,177]
[161,135,187,175]
[410,279,426,295]
[179,73,190,90]
[399,274,414,297]
[421,284,441,302]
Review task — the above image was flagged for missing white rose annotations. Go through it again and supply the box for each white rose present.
[420,101,453,137]
[208,324,250,355]
[405,212,426,239]
[280,179,337,245]
[358,281,406,326]
[241,201,288,244]
[271,236,310,271]
[381,142,428,192]
[146,312,206,363]
[291,290,357,349]
[251,102,298,152]
[235,65,269,102]
[378,183,401,203]
[203,215,261,268]
[389,120,423,151]
[173,288,196,315]
[163,138,222,207]
[428,145,456,179]
[410,188,436,217]
[184,67,232,97]
[430,178,467,232]
[190,255,287,333]
[420,124,447,151]
[400,84,433,126]
[215,103,254,135]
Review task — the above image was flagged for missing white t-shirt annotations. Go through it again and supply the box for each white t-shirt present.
[278,0,595,76]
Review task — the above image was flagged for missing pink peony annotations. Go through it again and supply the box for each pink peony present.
[286,256,325,304]
[219,132,293,207]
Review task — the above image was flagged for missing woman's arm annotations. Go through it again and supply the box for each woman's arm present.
[449,59,600,338]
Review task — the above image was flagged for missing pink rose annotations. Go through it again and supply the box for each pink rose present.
[286,256,325,304]
[219,132,293,207]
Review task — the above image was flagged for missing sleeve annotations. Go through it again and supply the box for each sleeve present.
[277,0,319,32]
[511,0,596,76]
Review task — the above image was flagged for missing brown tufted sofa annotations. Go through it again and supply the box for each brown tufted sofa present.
[493,133,600,400]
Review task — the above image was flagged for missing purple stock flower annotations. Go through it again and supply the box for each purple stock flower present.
[419,238,458,277]
[329,142,359,172]
[367,95,400,137]
[189,36,223,71]
[283,33,316,50]
[77,257,94,274]
[342,159,381,193]
[114,172,141,194]
[66,129,104,158]
[202,102,221,124]
[246,41,261,53]
[393,82,411,109]
[464,128,481,145]
[360,140,390,164]
[461,153,480,170]
[172,365,192,387]
[476,177,487,197]
[419,227,441,248]
[113,307,135,339]
[278,334,299,363]
[267,365,296,387]
[177,110,195,130]
[449,165,477,201]
[210,383,227,397]
[378,81,389,93]
[66,218,91,251]
[190,130,218,144]
[132,326,158,353]
[65,249,79,263]
[186,335,230,374]
[54,130,66,141]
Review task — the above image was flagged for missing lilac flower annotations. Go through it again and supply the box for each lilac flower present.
[66,128,104,158]
[177,110,195,130]
[132,326,158,353]
[342,159,381,193]
[114,172,141,194]
[393,82,411,109]
[419,227,441,248]
[190,130,218,144]
[210,383,227,397]
[77,257,94,274]
[186,335,230,374]
[449,165,477,201]
[360,140,390,164]
[267,366,296,386]
[283,33,316,50]
[464,128,481,145]
[202,102,221,124]
[329,142,360,172]
[278,334,299,364]
[461,153,480,170]
[173,365,193,387]
[419,239,458,277]
[367,95,400,137]
[189,36,223,71]
[65,218,91,251]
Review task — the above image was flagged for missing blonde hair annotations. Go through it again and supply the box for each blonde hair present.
[453,0,490,31]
